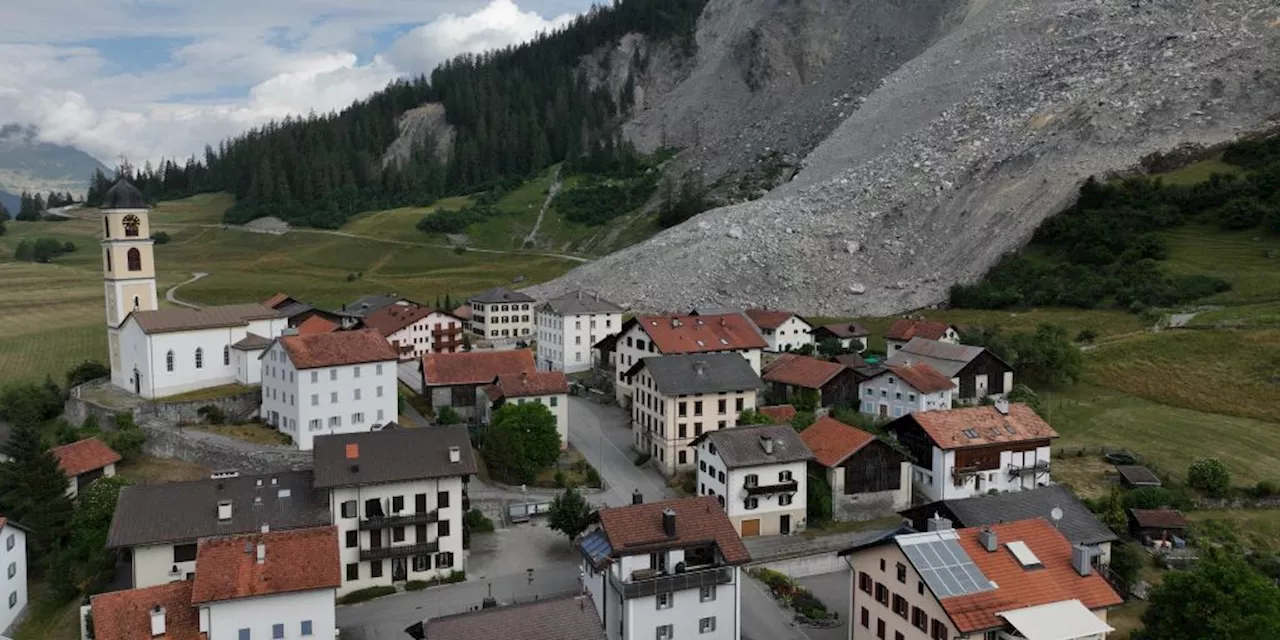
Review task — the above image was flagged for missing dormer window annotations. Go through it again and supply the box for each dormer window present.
[123,214,141,237]
[962,429,978,439]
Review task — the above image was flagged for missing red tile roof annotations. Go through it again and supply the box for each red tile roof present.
[484,371,570,400]
[635,314,767,354]
[940,519,1123,633]
[363,304,458,337]
[883,362,955,394]
[799,416,877,468]
[296,314,338,335]
[452,304,473,320]
[815,322,869,338]
[423,349,536,386]
[744,308,801,330]
[262,292,292,309]
[904,404,1058,450]
[762,353,846,389]
[597,496,750,566]
[90,581,202,640]
[758,405,797,423]
[51,437,121,477]
[1128,508,1189,529]
[191,526,341,603]
[279,328,399,369]
[886,319,954,342]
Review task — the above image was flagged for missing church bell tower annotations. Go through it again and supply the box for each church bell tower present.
[101,179,157,375]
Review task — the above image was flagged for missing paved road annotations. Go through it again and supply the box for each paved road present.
[566,395,675,508]
[796,572,851,640]
[164,272,208,308]
[742,574,812,640]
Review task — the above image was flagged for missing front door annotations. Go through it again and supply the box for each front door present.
[878,404,888,417]
[392,557,408,582]
[741,519,761,537]
[133,369,141,394]
[780,515,791,535]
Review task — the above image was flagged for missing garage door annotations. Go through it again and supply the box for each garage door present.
[741,519,761,537]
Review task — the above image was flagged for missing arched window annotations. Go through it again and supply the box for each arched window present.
[123,215,141,237]
[166,350,175,372]
[133,296,140,310]
[104,217,111,239]
[223,345,230,366]
[195,347,204,369]
[127,248,142,271]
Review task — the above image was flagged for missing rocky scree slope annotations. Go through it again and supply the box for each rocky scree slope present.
[529,0,1280,316]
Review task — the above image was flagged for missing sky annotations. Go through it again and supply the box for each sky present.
[0,0,594,166]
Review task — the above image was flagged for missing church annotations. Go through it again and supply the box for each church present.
[102,180,289,399]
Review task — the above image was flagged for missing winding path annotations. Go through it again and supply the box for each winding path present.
[165,272,208,309]
[522,164,563,248]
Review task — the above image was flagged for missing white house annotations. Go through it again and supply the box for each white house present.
[579,496,750,640]
[693,424,813,537]
[0,518,29,635]
[857,362,955,419]
[480,372,570,449]
[51,437,120,498]
[884,402,1058,502]
[884,318,960,353]
[535,290,624,373]
[810,322,870,353]
[612,313,766,407]
[625,353,762,476]
[743,309,813,353]
[312,427,475,596]
[886,337,1015,404]
[468,287,536,344]
[362,303,464,360]
[259,329,400,451]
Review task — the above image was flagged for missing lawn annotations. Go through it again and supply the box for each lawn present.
[191,422,293,446]
[1152,155,1244,187]
[342,195,473,242]
[12,586,80,640]
[1188,301,1280,329]
[818,308,1147,353]
[116,455,212,484]
[1161,225,1280,306]
[149,192,235,225]
[156,383,256,402]
[1187,509,1280,552]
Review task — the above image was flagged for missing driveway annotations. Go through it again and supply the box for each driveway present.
[397,361,422,393]
[566,396,675,508]
[797,572,851,640]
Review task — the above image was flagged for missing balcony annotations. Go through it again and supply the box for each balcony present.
[359,540,439,561]
[744,480,798,496]
[358,509,440,530]
[608,565,733,600]
[1008,460,1050,478]
[432,328,462,339]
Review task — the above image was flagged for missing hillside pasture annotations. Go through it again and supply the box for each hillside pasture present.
[1161,225,1280,306]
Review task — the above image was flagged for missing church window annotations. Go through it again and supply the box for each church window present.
[166,350,175,372]
[195,348,204,369]
[123,215,141,237]
[126,248,142,271]
[223,345,230,366]
[104,217,111,239]
[133,296,139,310]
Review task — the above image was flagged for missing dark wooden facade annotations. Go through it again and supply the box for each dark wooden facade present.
[954,350,1013,399]
[886,417,935,469]
[767,367,863,408]
[840,439,907,494]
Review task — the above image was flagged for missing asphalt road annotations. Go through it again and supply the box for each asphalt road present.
[566,395,676,508]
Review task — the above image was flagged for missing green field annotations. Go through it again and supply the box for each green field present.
[1161,225,1280,306]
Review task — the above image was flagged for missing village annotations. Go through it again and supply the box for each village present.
[0,179,1243,640]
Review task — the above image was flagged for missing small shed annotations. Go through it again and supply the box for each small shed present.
[1115,465,1162,488]
[1128,508,1189,543]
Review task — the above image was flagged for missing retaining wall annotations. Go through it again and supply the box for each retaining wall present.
[140,422,310,474]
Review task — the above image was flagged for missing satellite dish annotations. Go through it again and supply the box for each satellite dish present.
[1050,506,1064,523]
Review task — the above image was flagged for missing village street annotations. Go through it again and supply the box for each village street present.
[566,394,677,508]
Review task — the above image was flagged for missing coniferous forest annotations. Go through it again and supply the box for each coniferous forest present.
[85,0,708,228]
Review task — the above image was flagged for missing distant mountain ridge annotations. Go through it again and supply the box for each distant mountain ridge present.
[0,124,109,199]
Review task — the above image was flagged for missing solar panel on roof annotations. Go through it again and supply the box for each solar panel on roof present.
[898,531,995,599]
[581,530,612,565]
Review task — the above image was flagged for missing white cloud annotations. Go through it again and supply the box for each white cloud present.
[387,0,577,71]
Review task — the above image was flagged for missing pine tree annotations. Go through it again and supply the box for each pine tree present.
[0,421,75,563]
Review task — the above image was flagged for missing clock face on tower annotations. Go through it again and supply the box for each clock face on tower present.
[123,214,141,237]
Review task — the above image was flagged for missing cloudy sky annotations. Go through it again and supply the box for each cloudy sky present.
[0,0,594,166]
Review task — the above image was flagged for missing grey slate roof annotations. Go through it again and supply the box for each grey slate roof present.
[312,426,476,488]
[537,289,623,315]
[106,470,330,548]
[469,286,535,304]
[128,304,284,334]
[424,595,605,640]
[102,179,148,209]
[626,353,762,396]
[917,485,1118,546]
[231,333,272,351]
[342,294,411,318]
[885,337,988,377]
[274,301,315,318]
[695,424,814,468]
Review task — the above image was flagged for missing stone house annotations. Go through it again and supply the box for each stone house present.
[761,353,862,408]
[421,349,536,422]
[799,416,911,522]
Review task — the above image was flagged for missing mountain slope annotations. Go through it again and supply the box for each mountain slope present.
[0,124,108,196]
[528,0,1280,315]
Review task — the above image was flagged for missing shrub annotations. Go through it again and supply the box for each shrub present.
[66,360,110,388]
[337,585,397,605]
[1256,480,1280,497]
[81,414,100,433]
[405,580,428,591]
[151,231,170,244]
[1188,458,1232,496]
[1109,541,1144,592]
[436,406,462,425]
[54,420,80,445]
[585,466,602,488]
[197,405,227,424]
[1124,487,1177,510]
[792,589,829,620]
[634,452,651,466]
[106,413,147,462]
[465,508,495,533]
[1075,328,1098,344]
[1216,197,1268,230]
[554,470,567,488]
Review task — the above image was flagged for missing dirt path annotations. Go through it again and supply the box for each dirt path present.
[165,272,208,308]
[523,164,563,248]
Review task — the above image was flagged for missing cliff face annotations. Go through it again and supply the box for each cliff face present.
[528,0,1280,316]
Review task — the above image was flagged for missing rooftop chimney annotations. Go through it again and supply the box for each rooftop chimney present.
[260,523,270,534]
[693,360,706,376]
[149,605,166,637]
[217,500,232,521]
[661,508,676,538]
[719,317,726,326]
[978,527,998,552]
[449,446,461,464]
[994,398,1010,415]
[926,513,953,531]
[632,489,644,505]
[346,443,359,460]
[671,318,681,328]
[256,542,266,564]
[760,435,775,456]
[1071,545,1092,577]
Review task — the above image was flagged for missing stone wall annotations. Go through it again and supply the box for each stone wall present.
[140,421,310,474]
[136,390,261,425]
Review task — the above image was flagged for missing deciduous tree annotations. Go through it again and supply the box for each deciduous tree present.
[547,486,592,544]
[481,402,561,484]
[1134,552,1280,640]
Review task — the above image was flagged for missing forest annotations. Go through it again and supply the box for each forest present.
[84,0,709,229]
[950,136,1280,311]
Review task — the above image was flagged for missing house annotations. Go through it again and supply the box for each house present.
[341,293,417,319]
[610,314,767,407]
[0,518,30,635]
[693,424,813,537]
[761,353,862,408]
[312,427,475,595]
[743,309,814,353]
[886,337,1014,403]
[757,404,797,423]
[90,526,340,640]
[468,287,536,343]
[884,318,960,353]
[421,349,536,422]
[901,485,1120,564]
[857,362,955,419]
[579,496,751,640]
[481,371,570,448]
[624,353,762,476]
[362,303,465,360]
[50,437,120,498]
[535,290,624,373]
[840,518,1121,640]
[810,322,870,352]
[259,329,400,450]
[262,292,346,331]
[423,595,605,640]
[296,314,339,335]
[452,304,473,333]
[884,402,1058,501]
[106,470,331,589]
[1128,509,1189,544]
[799,416,911,522]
